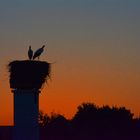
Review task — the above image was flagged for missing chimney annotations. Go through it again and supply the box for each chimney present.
[8,60,50,140]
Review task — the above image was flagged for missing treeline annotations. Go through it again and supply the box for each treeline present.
[0,103,140,140]
[39,103,140,140]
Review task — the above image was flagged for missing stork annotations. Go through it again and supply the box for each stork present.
[33,45,45,60]
[28,46,33,60]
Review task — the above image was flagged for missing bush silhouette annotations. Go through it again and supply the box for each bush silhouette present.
[0,102,139,140]
[38,102,140,140]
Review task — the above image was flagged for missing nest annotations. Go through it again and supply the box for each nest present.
[8,60,51,90]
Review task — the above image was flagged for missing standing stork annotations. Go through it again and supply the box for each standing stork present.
[28,46,33,60]
[33,45,45,60]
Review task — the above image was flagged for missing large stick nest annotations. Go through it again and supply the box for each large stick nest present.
[8,60,51,90]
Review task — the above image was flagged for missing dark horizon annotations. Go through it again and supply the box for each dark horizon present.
[0,0,140,127]
[0,102,140,140]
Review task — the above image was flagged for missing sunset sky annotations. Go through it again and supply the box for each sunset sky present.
[0,0,140,125]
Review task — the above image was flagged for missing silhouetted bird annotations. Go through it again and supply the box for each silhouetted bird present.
[28,46,33,60]
[33,45,45,60]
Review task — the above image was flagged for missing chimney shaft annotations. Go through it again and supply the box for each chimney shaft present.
[13,89,39,140]
[8,60,50,140]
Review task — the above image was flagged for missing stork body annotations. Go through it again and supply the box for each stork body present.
[28,46,33,60]
[33,45,45,60]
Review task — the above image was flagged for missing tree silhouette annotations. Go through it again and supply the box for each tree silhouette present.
[1,102,139,140]
[38,111,50,126]
[38,102,140,140]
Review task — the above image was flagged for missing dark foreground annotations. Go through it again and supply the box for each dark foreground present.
[0,125,140,140]
[1,103,140,140]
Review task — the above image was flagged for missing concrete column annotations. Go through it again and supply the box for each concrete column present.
[13,89,40,140]
[8,60,51,140]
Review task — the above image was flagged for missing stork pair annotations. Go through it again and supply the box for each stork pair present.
[28,45,45,60]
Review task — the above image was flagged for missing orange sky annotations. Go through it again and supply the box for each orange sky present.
[1,48,140,126]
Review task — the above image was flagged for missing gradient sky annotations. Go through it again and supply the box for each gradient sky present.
[0,0,140,125]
